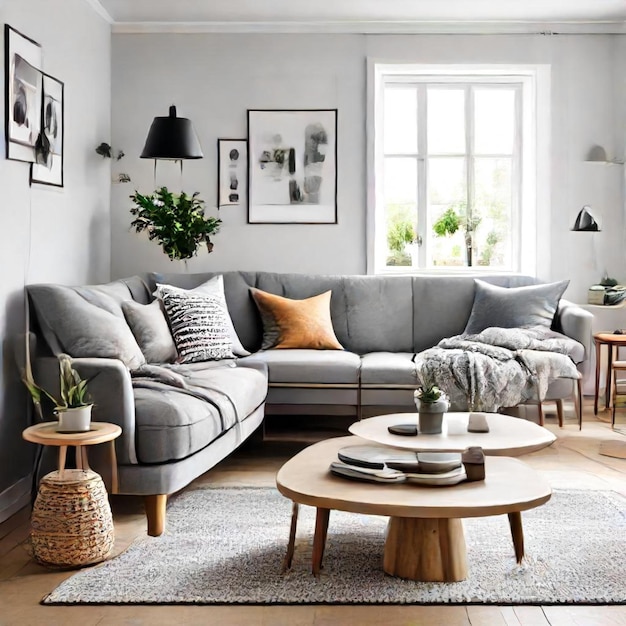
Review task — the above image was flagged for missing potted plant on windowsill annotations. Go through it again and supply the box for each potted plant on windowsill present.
[22,354,94,433]
[414,385,449,434]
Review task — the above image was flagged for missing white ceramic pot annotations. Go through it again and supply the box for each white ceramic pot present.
[56,405,93,432]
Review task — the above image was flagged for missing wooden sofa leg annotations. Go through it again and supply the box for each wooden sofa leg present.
[144,494,167,536]
[537,402,545,426]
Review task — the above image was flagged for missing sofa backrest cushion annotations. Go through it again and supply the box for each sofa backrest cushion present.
[463,279,570,335]
[411,274,539,352]
[28,283,146,369]
[149,271,542,355]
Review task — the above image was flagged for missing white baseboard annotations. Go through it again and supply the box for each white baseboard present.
[0,476,30,524]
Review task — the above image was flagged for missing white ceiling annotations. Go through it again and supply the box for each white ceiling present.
[93,0,626,33]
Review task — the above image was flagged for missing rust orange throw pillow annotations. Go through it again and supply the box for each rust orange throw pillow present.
[250,288,344,350]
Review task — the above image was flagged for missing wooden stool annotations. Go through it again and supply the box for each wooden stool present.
[593,332,626,415]
[611,360,626,427]
[31,469,114,567]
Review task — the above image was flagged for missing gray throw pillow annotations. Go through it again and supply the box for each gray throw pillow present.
[28,284,146,370]
[161,290,235,363]
[463,279,570,335]
[122,300,178,364]
[155,276,250,357]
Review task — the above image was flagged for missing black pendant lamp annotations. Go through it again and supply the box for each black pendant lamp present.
[140,105,203,160]
[571,205,601,232]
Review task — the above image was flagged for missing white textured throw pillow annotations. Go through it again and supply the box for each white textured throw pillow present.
[155,276,250,357]
[161,290,235,363]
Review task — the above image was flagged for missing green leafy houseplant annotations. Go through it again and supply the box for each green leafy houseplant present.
[23,354,92,412]
[130,187,221,261]
[414,385,443,404]
[432,201,482,266]
[414,385,449,434]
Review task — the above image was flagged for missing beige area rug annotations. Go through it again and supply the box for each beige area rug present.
[43,487,626,605]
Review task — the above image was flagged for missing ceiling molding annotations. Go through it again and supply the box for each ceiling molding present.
[84,0,114,23]
[111,20,626,35]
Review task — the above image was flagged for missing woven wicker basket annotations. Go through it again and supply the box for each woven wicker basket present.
[31,469,114,568]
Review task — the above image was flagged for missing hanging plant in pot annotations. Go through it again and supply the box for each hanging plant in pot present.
[22,354,94,433]
[129,187,221,261]
[414,385,449,435]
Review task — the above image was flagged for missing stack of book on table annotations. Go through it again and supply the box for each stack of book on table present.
[329,445,467,486]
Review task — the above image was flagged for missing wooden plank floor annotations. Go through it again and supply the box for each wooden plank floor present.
[1,402,626,626]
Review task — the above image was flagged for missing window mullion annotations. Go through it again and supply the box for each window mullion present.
[466,85,475,267]
[512,85,523,273]
[416,84,428,268]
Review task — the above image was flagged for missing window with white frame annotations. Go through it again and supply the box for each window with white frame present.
[370,66,540,274]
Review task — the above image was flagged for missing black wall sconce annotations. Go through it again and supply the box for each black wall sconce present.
[572,205,601,232]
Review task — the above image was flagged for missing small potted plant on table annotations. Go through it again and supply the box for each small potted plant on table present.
[414,385,449,434]
[23,354,93,432]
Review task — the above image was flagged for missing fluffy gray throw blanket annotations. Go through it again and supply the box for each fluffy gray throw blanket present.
[413,326,581,412]
[131,362,241,431]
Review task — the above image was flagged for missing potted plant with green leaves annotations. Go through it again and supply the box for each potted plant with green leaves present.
[130,187,221,261]
[23,354,93,432]
[433,202,481,267]
[414,384,449,434]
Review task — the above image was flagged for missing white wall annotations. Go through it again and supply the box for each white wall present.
[0,0,111,520]
[111,32,625,303]
[110,34,365,278]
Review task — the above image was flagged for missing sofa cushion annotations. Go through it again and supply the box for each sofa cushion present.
[161,290,235,363]
[155,276,250,357]
[341,276,414,354]
[122,300,177,364]
[360,352,419,385]
[250,288,343,350]
[28,284,145,370]
[464,279,570,335]
[133,365,267,464]
[240,349,360,384]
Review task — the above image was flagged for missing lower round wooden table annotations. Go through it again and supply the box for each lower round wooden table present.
[276,436,551,582]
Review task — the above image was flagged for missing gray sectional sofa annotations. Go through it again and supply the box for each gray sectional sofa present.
[26,271,592,535]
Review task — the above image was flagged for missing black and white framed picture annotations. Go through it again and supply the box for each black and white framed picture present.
[217,138,247,207]
[5,24,43,162]
[247,109,337,224]
[30,72,64,187]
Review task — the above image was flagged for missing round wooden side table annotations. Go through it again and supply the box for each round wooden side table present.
[593,332,626,415]
[22,421,121,567]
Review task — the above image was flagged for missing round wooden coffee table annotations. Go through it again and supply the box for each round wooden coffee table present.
[276,436,551,582]
[349,412,556,455]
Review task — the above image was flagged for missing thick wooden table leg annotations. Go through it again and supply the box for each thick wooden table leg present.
[144,494,167,536]
[383,517,467,582]
[508,511,524,564]
[311,507,330,577]
[282,501,299,572]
